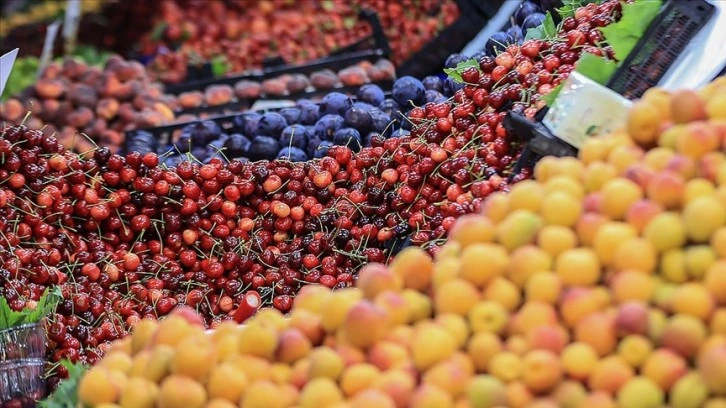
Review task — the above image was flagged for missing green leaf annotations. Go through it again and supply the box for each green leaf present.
[542,83,564,107]
[574,53,618,85]
[443,59,481,84]
[524,12,557,40]
[600,0,663,61]
[150,22,168,42]
[211,56,228,77]
[39,360,88,408]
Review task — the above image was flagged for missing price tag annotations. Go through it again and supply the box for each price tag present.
[0,48,19,98]
[543,72,632,149]
[251,100,297,111]
[37,20,62,80]
[63,0,82,40]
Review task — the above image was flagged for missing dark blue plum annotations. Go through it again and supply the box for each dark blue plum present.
[352,102,374,111]
[369,108,393,136]
[507,25,524,44]
[344,107,372,133]
[306,136,322,158]
[357,84,385,106]
[444,53,470,69]
[297,102,320,125]
[224,133,252,156]
[425,90,446,104]
[392,76,426,108]
[319,92,353,116]
[314,141,334,158]
[279,124,309,150]
[233,112,262,136]
[485,31,512,56]
[191,147,207,160]
[178,120,221,147]
[247,136,281,161]
[314,114,345,141]
[444,77,464,97]
[277,147,308,162]
[378,99,401,118]
[470,51,488,62]
[515,1,542,26]
[333,128,362,152]
[422,76,444,93]
[279,107,301,125]
[523,13,546,31]
[257,112,288,138]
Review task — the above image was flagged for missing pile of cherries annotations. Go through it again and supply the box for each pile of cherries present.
[0,0,624,388]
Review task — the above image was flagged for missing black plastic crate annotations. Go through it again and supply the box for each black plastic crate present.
[606,0,715,99]
[173,79,394,117]
[396,0,496,78]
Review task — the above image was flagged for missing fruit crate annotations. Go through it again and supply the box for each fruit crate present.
[0,323,47,362]
[163,9,391,95]
[0,359,47,403]
[173,79,394,117]
[395,0,497,78]
[605,0,716,99]
[123,90,393,154]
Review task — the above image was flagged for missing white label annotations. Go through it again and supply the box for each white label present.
[250,100,297,111]
[543,72,632,149]
[0,48,19,98]
[38,20,62,79]
[63,0,82,40]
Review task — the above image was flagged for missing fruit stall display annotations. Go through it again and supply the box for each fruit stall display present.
[43,77,726,407]
[0,0,723,405]
[0,0,653,390]
[0,54,397,155]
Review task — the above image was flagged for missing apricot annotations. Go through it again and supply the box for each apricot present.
[356,263,401,300]
[525,272,562,305]
[207,363,248,403]
[388,246,433,291]
[671,89,708,124]
[555,247,601,286]
[627,100,661,147]
[299,377,343,408]
[159,375,207,408]
[671,282,715,320]
[683,195,726,242]
[78,366,122,406]
[466,332,503,372]
[698,344,726,394]
[588,356,634,393]
[521,349,562,393]
[641,348,688,391]
[670,372,709,408]
[507,245,551,288]
[617,335,653,368]
[434,279,480,316]
[205,84,234,106]
[411,324,456,370]
[409,384,454,408]
[307,346,344,381]
[459,243,509,287]
[340,363,380,397]
[616,377,664,408]
[466,375,507,408]
[575,312,616,356]
[343,300,389,349]
[495,210,543,251]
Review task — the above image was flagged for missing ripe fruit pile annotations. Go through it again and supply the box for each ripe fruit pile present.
[69,78,726,408]
[0,1,633,388]
[0,56,178,154]
[142,0,459,83]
